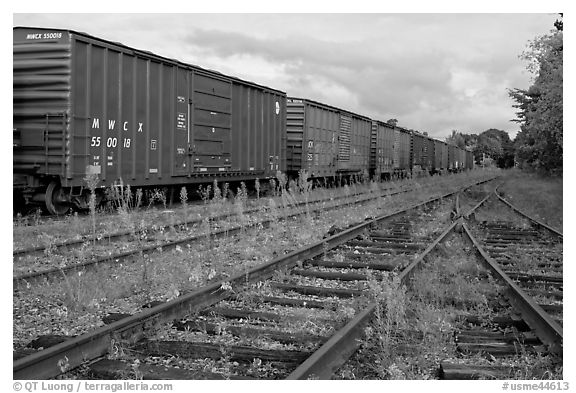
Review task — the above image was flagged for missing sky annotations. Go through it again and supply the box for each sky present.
[12,12,560,141]
[5,5,573,387]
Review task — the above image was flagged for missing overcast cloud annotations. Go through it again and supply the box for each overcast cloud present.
[13,13,559,139]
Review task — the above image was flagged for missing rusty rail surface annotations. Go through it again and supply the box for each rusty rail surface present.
[461,223,562,355]
[459,182,563,355]
[14,186,410,285]
[13,184,410,257]
[14,176,497,380]
[494,186,563,237]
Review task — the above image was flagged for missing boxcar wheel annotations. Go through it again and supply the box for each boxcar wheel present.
[45,182,70,215]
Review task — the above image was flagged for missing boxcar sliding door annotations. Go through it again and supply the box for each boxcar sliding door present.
[189,71,232,174]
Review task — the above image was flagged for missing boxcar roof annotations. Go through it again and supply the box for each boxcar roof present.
[14,26,286,96]
[287,97,372,121]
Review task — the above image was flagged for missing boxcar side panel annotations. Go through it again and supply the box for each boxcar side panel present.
[286,99,304,173]
[382,124,395,174]
[76,39,176,187]
[433,140,443,170]
[425,137,435,171]
[372,122,394,177]
[305,102,339,177]
[230,85,285,178]
[13,28,72,185]
[393,128,411,173]
[412,133,425,169]
[346,116,371,175]
[447,145,455,170]
[441,142,448,170]
[14,25,288,204]
[459,148,466,170]
[193,72,232,173]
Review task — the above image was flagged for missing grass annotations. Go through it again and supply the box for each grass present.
[498,169,563,231]
[472,196,533,228]
[367,237,497,379]
[12,168,498,250]
[13,169,498,349]
[337,229,563,380]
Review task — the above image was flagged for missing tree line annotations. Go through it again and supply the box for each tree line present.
[446,15,563,175]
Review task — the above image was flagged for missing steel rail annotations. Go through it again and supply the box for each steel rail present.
[13,176,496,285]
[462,192,494,219]
[14,177,497,379]
[461,223,562,355]
[288,180,520,379]
[287,219,460,379]
[13,184,410,257]
[455,193,461,218]
[459,180,504,219]
[494,186,563,237]
[13,186,403,284]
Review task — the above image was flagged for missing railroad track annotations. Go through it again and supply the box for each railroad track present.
[333,182,561,380]
[14,178,495,380]
[437,184,562,379]
[12,177,479,285]
[13,182,415,260]
[16,176,560,380]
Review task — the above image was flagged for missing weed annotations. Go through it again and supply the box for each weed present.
[255,178,261,200]
[147,188,167,210]
[179,186,188,226]
[276,170,287,194]
[83,173,100,242]
[269,178,277,197]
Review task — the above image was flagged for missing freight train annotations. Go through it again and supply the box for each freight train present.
[13,26,473,214]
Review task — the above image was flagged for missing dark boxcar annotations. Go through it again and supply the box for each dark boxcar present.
[450,146,465,171]
[13,27,286,213]
[285,98,371,179]
[393,126,411,176]
[433,139,443,172]
[371,121,395,179]
[441,141,449,171]
[458,148,467,171]
[424,135,435,172]
[465,149,474,170]
[411,131,427,173]
[447,144,456,171]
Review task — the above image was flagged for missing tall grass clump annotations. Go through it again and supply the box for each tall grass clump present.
[297,169,312,216]
[364,274,409,379]
[179,186,188,227]
[234,181,249,230]
[255,178,261,200]
[105,180,152,282]
[83,173,100,243]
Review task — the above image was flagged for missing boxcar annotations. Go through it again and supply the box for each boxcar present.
[370,121,395,180]
[411,132,421,171]
[393,126,411,177]
[440,142,449,171]
[285,98,371,180]
[424,135,435,173]
[465,149,474,170]
[14,27,286,214]
[458,148,467,171]
[433,139,443,173]
[447,144,456,171]
[412,131,435,174]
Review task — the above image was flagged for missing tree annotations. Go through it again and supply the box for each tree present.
[445,130,466,149]
[386,118,398,126]
[474,129,515,168]
[554,13,563,32]
[508,16,563,174]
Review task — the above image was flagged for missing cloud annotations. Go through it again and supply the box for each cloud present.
[13,13,558,139]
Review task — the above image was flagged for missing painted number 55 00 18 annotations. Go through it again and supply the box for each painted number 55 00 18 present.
[91,137,131,148]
